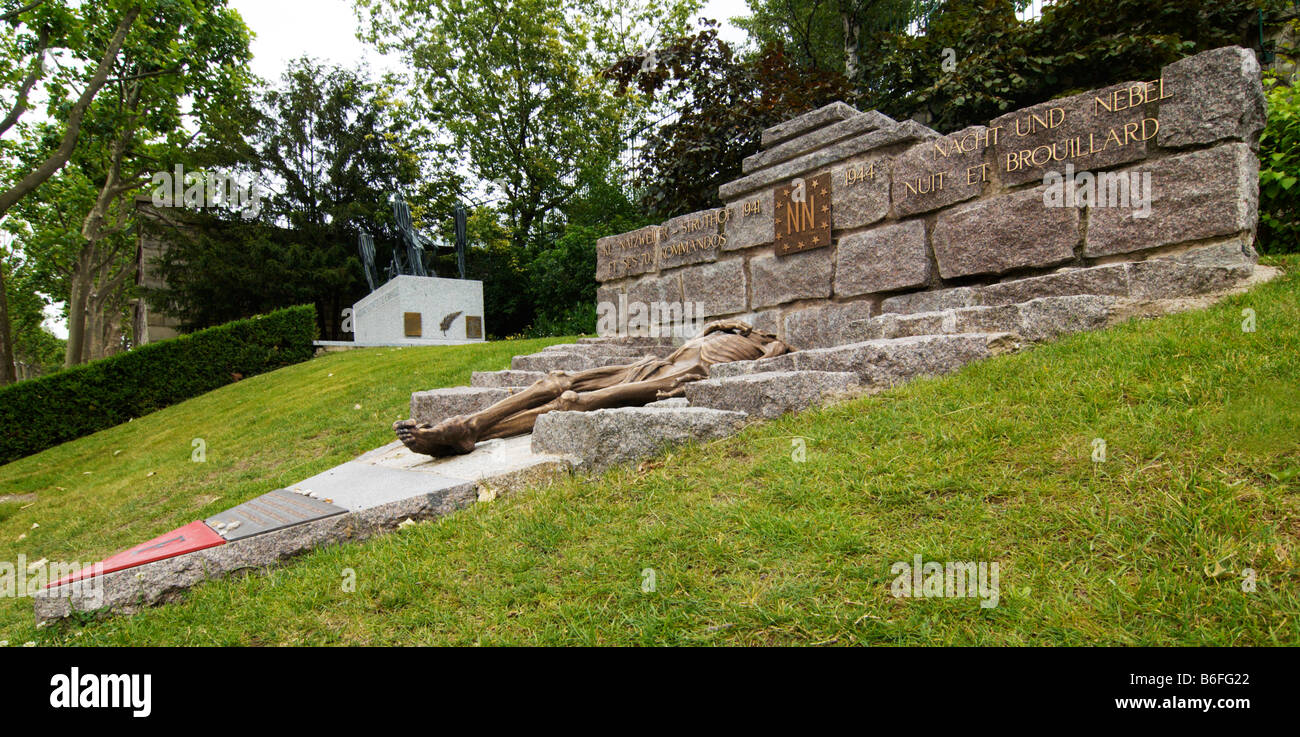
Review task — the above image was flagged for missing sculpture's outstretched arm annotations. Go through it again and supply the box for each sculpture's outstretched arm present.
[761,339,792,358]
[698,319,753,337]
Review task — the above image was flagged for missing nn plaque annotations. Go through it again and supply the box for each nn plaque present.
[774,172,832,257]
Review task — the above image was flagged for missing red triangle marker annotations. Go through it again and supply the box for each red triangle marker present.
[48,520,225,588]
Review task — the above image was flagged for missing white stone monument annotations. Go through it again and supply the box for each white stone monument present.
[350,275,485,346]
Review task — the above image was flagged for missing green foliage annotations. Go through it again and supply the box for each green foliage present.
[859,0,1271,133]
[1259,77,1300,254]
[0,305,317,464]
[606,25,852,215]
[144,59,455,340]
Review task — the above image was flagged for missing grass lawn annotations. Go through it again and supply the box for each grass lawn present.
[3,258,1298,646]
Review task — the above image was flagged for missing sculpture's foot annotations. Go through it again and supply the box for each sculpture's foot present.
[393,417,478,457]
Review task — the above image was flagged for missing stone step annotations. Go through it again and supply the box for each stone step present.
[853,295,1116,343]
[539,342,646,358]
[510,352,637,372]
[411,386,522,425]
[710,333,1019,388]
[470,370,545,388]
[879,261,1254,315]
[531,406,747,471]
[742,110,896,175]
[685,371,861,419]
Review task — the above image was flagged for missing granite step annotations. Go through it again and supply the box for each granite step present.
[411,386,524,425]
[510,352,637,372]
[470,370,546,388]
[879,261,1254,315]
[853,295,1116,343]
[685,370,861,419]
[531,406,748,471]
[710,333,1020,388]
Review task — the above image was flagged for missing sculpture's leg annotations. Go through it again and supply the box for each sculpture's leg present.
[476,371,698,441]
[394,360,659,456]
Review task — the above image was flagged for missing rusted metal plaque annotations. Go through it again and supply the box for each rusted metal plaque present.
[404,311,422,337]
[773,172,832,257]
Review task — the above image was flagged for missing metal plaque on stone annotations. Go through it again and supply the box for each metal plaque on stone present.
[465,315,483,339]
[205,489,347,541]
[774,172,832,257]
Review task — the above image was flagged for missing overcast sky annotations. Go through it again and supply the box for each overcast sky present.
[229,0,753,82]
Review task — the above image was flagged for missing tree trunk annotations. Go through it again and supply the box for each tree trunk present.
[842,12,861,81]
[64,254,92,367]
[0,267,15,384]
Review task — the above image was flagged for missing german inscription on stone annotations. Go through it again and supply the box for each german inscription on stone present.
[774,172,832,257]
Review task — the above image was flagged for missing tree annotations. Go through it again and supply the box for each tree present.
[146,59,457,340]
[0,0,141,383]
[357,0,697,251]
[606,23,851,215]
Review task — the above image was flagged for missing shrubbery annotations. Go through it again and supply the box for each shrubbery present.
[1259,76,1300,254]
[0,305,317,465]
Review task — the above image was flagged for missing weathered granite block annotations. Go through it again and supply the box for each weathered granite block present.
[879,286,981,315]
[991,81,1154,187]
[1152,236,1257,268]
[1013,295,1116,341]
[761,101,861,148]
[1158,46,1266,150]
[751,249,833,308]
[412,386,516,425]
[723,190,775,250]
[834,220,931,297]
[932,186,1078,278]
[745,110,895,173]
[685,370,861,418]
[531,407,748,470]
[471,370,545,388]
[782,300,875,350]
[731,308,783,337]
[596,225,660,282]
[1125,261,1253,299]
[710,333,1018,387]
[831,154,891,230]
[720,120,938,200]
[891,125,991,217]
[979,264,1131,305]
[1084,143,1258,257]
[659,208,725,270]
[682,259,748,316]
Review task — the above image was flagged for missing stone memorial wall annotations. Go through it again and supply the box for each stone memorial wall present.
[594,46,1266,348]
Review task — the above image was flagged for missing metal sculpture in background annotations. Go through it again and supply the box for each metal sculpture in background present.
[454,203,467,279]
[357,232,380,292]
[357,195,470,292]
[393,196,432,278]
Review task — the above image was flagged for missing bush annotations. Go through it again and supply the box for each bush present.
[0,305,317,465]
[1259,77,1300,254]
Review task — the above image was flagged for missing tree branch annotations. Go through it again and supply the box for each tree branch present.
[0,27,50,138]
[0,4,142,221]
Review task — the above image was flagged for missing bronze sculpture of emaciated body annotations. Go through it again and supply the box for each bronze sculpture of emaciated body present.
[394,320,792,457]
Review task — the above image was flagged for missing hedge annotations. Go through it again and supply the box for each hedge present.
[0,305,318,466]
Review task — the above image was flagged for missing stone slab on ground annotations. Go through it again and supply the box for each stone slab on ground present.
[410,386,520,426]
[356,435,575,496]
[206,488,347,540]
[510,352,633,372]
[285,462,472,513]
[531,407,748,470]
[685,371,861,418]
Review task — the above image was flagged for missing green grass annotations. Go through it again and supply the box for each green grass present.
[4,258,1300,646]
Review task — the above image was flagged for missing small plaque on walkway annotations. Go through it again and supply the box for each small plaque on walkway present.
[206,489,347,541]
